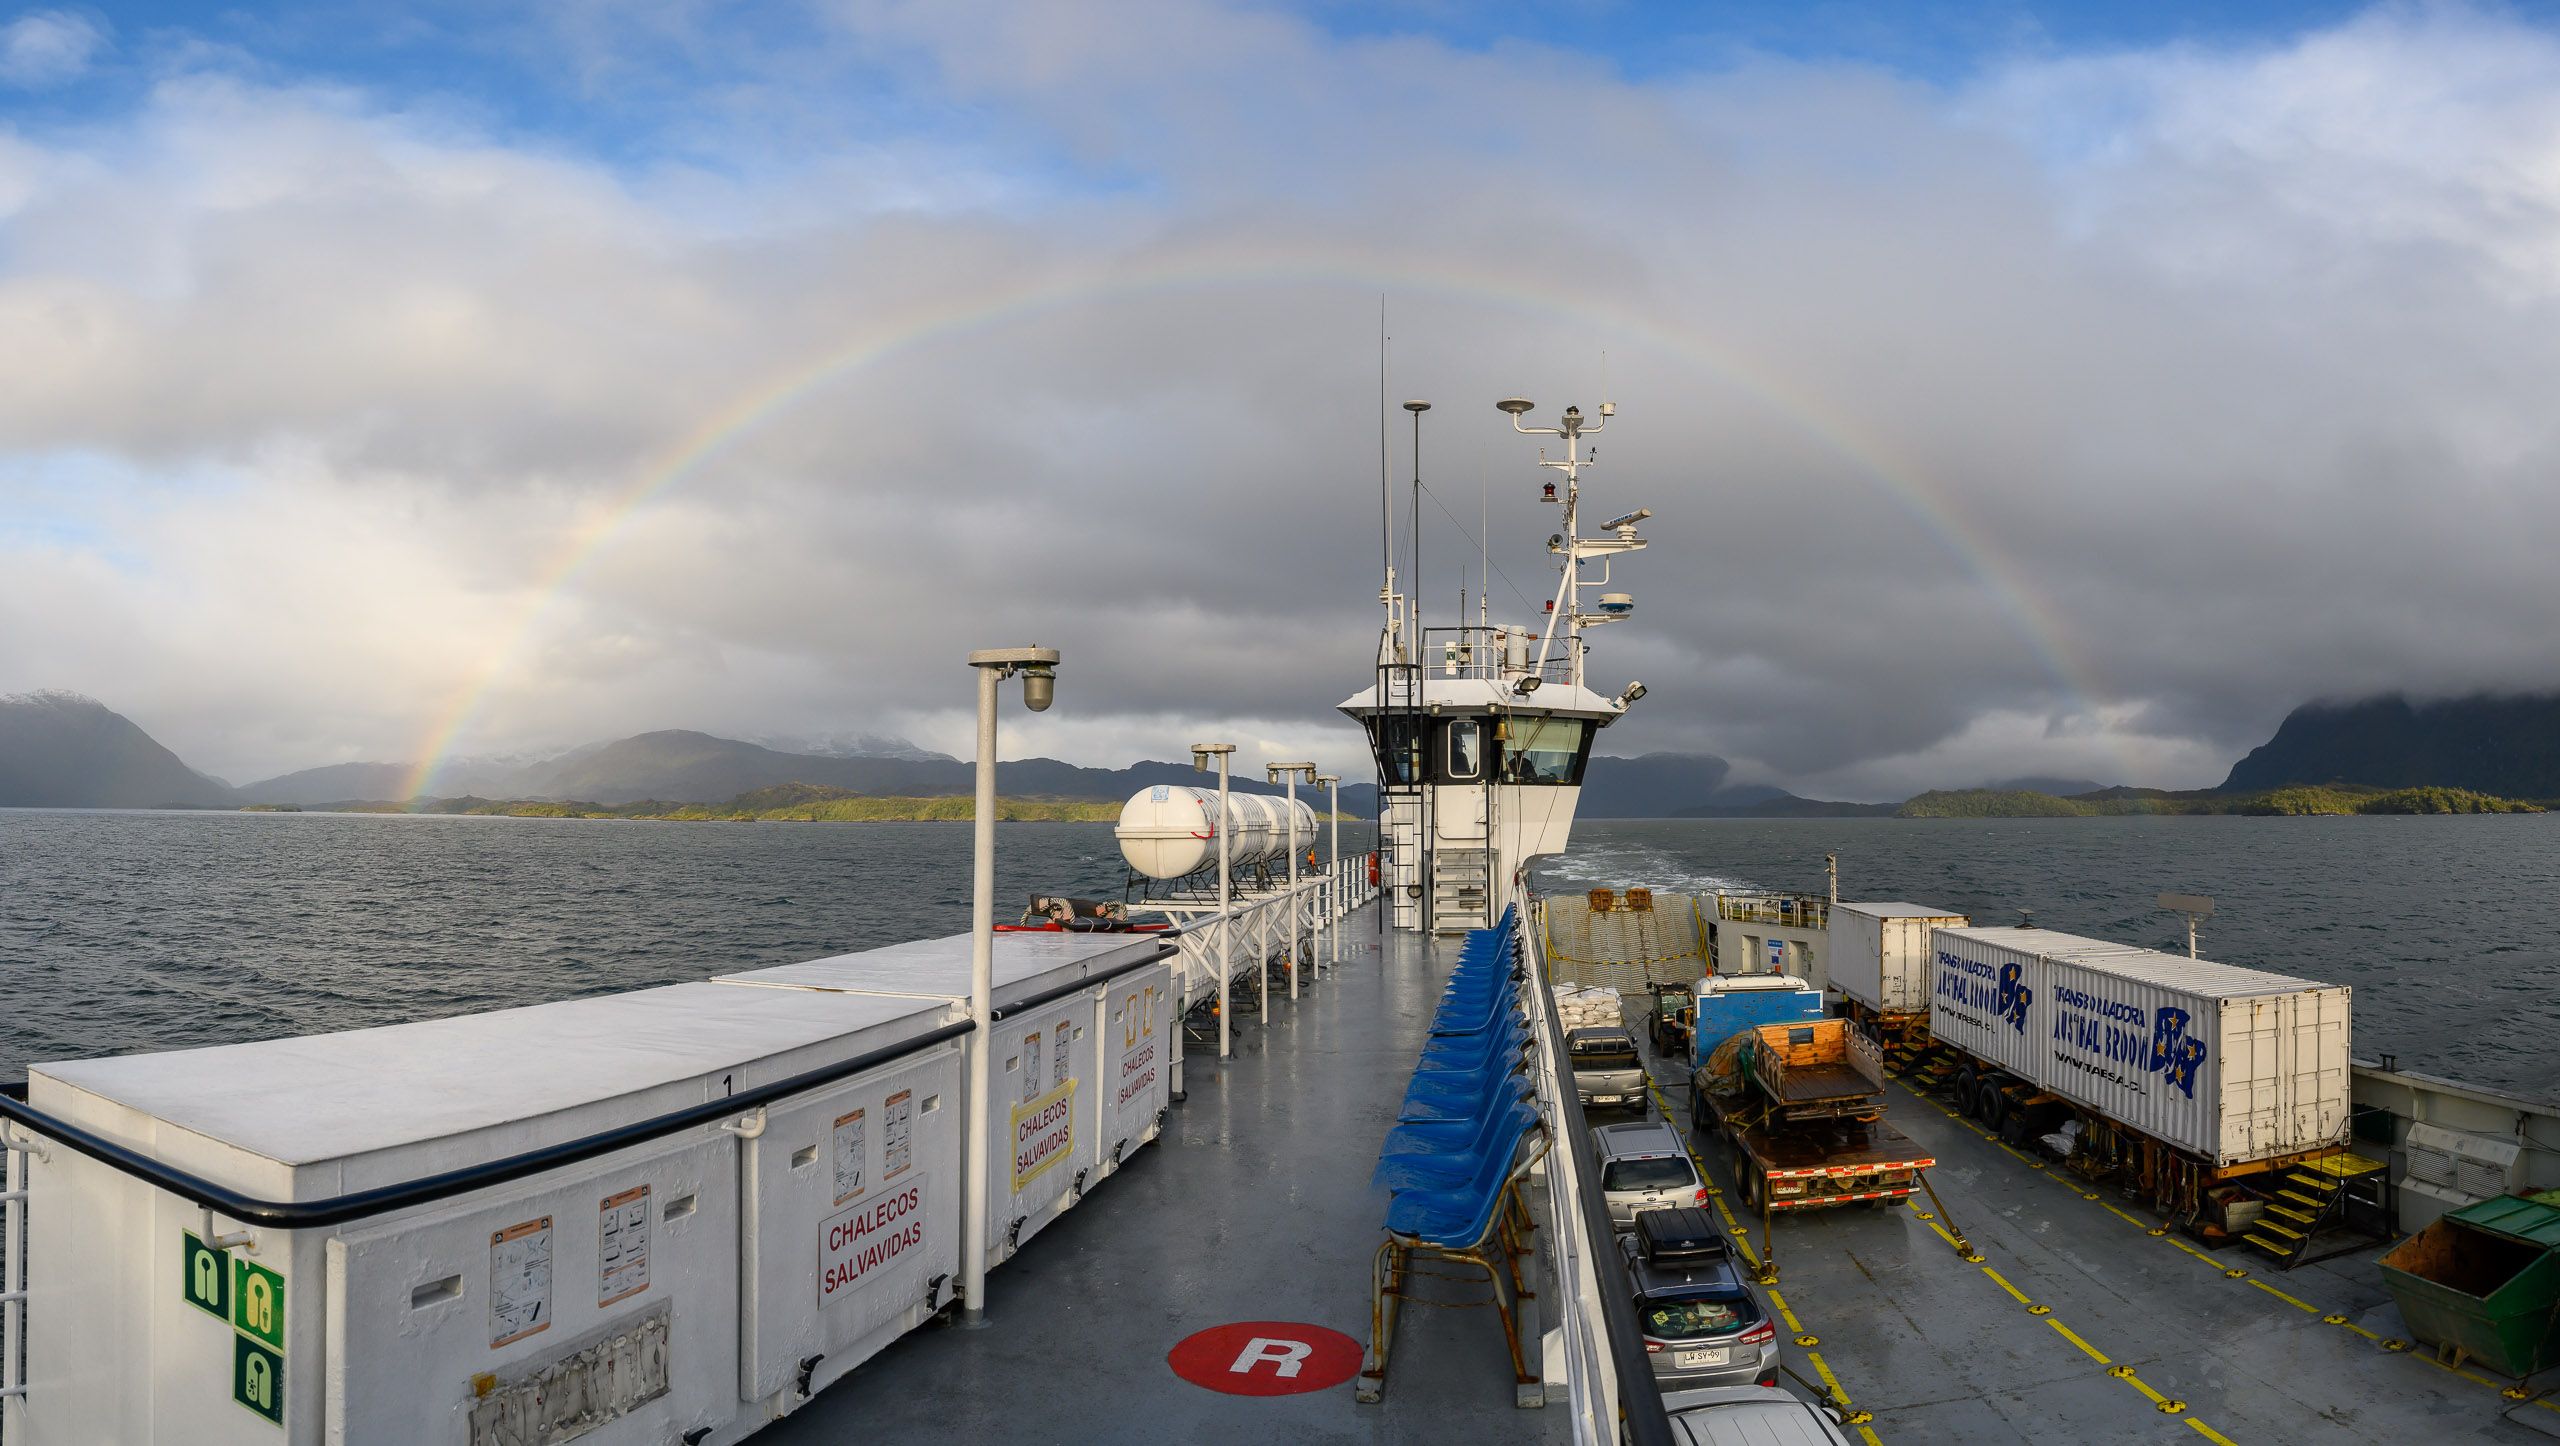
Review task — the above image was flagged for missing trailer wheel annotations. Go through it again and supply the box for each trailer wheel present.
[1738,1167,1762,1213]
[1951,1065,1976,1105]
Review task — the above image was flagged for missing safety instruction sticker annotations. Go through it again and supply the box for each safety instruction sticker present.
[883,1090,914,1180]
[233,1332,285,1424]
[832,1107,868,1204]
[819,1172,927,1308]
[598,1186,651,1307]
[489,1216,554,1348]
[181,1230,231,1320]
[232,1256,285,1350]
[1052,1018,1073,1090]
[1011,1078,1076,1193]
[1022,1031,1045,1104]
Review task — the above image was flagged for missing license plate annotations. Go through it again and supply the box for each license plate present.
[1675,1347,1728,1369]
[1592,1094,1624,1104]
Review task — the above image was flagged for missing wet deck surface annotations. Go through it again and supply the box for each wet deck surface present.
[768,897,2560,1445]
[770,902,1569,1445]
[1649,1017,2560,1444]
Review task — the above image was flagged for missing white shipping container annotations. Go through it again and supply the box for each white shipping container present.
[1927,928,2142,1083]
[2039,950,2350,1166]
[1830,902,1970,1015]
[23,981,962,1446]
[1100,960,1176,1177]
[715,931,1175,1267]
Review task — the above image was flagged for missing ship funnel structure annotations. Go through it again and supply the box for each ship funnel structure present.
[1116,784,1317,880]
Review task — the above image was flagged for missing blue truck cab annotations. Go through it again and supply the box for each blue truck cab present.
[1688,975,1827,1070]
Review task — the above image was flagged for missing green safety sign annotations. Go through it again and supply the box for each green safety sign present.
[181,1231,231,1321]
[232,1333,284,1425]
[232,1257,285,1349]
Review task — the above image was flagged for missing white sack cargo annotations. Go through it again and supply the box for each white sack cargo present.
[1927,928,2141,1082]
[1830,902,1969,1015]
[2041,949,2349,1166]
[1555,983,1626,1032]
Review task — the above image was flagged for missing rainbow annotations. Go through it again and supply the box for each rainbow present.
[400,242,2106,798]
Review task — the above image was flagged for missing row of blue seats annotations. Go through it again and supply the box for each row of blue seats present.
[1374,906,1543,1249]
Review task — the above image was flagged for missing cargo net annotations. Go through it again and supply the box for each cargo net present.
[1692,1030,1751,1097]
[1542,889,1704,1012]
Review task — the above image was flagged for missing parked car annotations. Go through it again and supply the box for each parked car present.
[1619,1208,1780,1391]
[1568,1025,1649,1113]
[1593,1120,1707,1227]
[1663,1385,1855,1445]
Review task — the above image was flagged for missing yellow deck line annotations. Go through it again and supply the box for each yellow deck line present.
[1979,1266,2033,1305]
[2246,1279,2317,1314]
[1764,1286,1805,1333]
[1885,1075,2560,1431]
[2043,1316,2112,1364]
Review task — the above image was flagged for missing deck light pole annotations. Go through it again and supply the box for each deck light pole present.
[963,644,1058,1330]
[1318,773,1341,975]
[1269,763,1317,1000]
[1193,743,1236,1058]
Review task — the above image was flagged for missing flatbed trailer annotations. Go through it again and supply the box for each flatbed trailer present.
[1684,1018,1947,1286]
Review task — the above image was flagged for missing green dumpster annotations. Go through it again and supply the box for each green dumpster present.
[2379,1195,2560,1377]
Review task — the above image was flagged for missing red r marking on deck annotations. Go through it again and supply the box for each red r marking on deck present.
[1167,1321,1363,1395]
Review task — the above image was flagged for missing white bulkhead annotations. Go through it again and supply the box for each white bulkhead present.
[23,981,964,1446]
[1113,784,1318,880]
[2039,950,2350,1166]
[714,931,1175,1268]
[1829,902,1971,1016]
[15,929,1172,1446]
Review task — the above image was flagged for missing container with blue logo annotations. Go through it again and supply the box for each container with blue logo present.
[1928,928,2139,1084]
[2040,949,2350,1166]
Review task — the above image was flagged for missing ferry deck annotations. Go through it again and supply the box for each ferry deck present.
[786,895,2558,1446]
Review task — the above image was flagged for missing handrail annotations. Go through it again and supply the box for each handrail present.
[1523,890,1677,1446]
[989,945,1177,1020]
[0,1021,975,1231]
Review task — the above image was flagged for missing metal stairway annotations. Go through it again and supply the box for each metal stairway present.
[1429,848,1492,934]
[2243,1151,2391,1269]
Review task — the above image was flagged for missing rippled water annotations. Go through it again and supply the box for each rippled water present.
[1538,815,2560,1098]
[6,809,2553,1098]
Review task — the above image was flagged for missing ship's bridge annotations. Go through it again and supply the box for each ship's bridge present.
[1342,627,1629,935]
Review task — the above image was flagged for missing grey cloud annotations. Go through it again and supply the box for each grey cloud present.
[6,3,2560,799]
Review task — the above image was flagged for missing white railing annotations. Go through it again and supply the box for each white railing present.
[1521,891,1629,1445]
[1135,855,1376,1054]
[1,1120,34,1441]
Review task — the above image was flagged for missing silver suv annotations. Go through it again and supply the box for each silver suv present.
[1592,1119,1705,1227]
[1567,1026,1648,1113]
[1620,1210,1780,1393]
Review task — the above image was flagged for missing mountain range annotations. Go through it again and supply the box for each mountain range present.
[6,689,2558,816]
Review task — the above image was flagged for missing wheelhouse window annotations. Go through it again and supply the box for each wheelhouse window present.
[1500,716,1594,785]
[1366,716,1423,785]
[1442,718,1486,781]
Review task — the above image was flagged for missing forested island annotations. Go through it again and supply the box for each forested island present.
[1897,785,2541,818]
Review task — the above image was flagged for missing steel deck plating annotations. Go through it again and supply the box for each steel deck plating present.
[770,898,2551,1444]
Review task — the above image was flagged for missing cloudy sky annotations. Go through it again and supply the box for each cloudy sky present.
[4,0,2558,799]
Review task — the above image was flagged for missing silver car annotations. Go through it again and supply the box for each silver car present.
[1617,1208,1780,1391]
[1592,1119,1706,1227]
[1568,1025,1649,1113]
[1664,1385,1855,1445]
